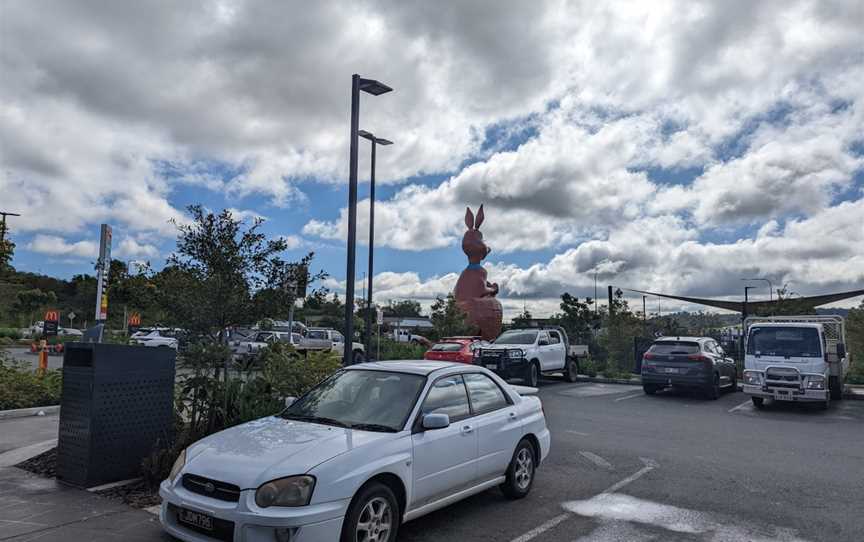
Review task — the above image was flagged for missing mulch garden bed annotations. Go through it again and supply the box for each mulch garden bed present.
[15,447,161,509]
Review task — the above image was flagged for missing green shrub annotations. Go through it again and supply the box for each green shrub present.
[262,343,342,399]
[372,338,427,361]
[846,359,864,385]
[0,354,62,410]
[579,356,598,377]
[0,328,21,340]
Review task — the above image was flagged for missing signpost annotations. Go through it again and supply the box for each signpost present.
[94,224,112,323]
[43,310,60,337]
[68,311,76,328]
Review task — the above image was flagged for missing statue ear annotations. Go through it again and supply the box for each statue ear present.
[475,205,485,229]
[464,207,475,230]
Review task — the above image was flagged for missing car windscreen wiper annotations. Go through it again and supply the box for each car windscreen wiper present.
[281,414,350,428]
[349,423,398,433]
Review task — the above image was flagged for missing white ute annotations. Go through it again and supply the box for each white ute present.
[742,315,850,409]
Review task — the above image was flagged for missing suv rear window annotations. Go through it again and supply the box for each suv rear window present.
[649,341,700,355]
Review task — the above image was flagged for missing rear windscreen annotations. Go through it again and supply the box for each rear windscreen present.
[430,342,463,352]
[747,327,821,358]
[648,341,700,355]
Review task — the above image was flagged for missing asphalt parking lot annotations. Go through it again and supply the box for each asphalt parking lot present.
[399,378,864,542]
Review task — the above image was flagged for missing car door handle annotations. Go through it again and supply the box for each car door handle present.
[461,425,474,435]
[508,412,518,420]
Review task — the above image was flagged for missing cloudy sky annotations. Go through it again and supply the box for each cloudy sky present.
[2,0,862,316]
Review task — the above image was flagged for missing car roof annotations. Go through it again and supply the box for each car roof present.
[347,360,464,375]
[749,322,822,328]
[654,336,711,342]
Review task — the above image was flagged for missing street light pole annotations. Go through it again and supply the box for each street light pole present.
[742,277,773,301]
[741,286,757,362]
[0,211,21,245]
[358,130,393,360]
[343,74,392,365]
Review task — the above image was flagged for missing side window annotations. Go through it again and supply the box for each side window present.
[704,341,716,354]
[464,373,509,414]
[333,332,344,343]
[548,331,560,344]
[421,375,470,421]
[538,332,549,345]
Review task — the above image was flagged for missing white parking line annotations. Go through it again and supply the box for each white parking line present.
[579,451,613,470]
[728,399,752,413]
[509,513,571,542]
[509,458,659,542]
[614,393,643,402]
[566,430,589,436]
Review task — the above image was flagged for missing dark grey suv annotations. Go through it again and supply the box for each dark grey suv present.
[641,337,737,399]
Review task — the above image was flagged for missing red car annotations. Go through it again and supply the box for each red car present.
[423,337,484,363]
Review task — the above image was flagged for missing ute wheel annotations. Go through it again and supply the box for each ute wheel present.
[751,397,765,409]
[829,376,843,401]
[706,374,720,400]
[643,384,659,395]
[353,350,366,364]
[340,482,399,542]
[500,439,536,499]
[524,361,539,387]
[563,357,578,383]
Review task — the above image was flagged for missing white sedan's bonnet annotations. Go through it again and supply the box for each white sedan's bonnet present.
[184,416,393,489]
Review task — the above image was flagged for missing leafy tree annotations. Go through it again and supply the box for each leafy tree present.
[161,205,300,341]
[430,293,473,339]
[846,300,864,384]
[598,289,642,374]
[13,289,57,327]
[384,300,423,318]
[769,284,815,316]
[552,293,600,344]
[0,225,14,277]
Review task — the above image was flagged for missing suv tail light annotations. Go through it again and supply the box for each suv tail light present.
[643,353,655,360]
[687,354,709,362]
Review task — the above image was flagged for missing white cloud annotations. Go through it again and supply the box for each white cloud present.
[227,208,268,223]
[114,237,160,259]
[26,235,98,259]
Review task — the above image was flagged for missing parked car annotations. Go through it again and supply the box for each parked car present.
[232,330,302,357]
[742,315,849,409]
[423,336,485,363]
[159,360,550,542]
[640,336,737,399]
[59,327,83,337]
[131,329,180,350]
[476,327,578,386]
[392,328,431,345]
[307,328,367,363]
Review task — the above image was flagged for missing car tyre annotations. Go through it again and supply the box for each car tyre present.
[563,357,578,383]
[706,373,720,400]
[643,384,659,395]
[501,439,536,499]
[340,482,399,542]
[525,361,539,387]
[751,397,764,409]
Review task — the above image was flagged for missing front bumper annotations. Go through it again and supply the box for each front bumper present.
[742,384,828,402]
[475,349,529,380]
[159,480,347,542]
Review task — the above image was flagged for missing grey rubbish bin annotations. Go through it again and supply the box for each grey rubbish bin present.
[57,342,175,487]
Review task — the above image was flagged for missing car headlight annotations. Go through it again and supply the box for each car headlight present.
[255,476,316,508]
[508,349,524,359]
[168,449,186,483]
[743,371,763,385]
[806,376,826,390]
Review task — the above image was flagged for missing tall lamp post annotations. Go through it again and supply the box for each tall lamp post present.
[741,286,758,361]
[344,74,392,365]
[358,129,393,359]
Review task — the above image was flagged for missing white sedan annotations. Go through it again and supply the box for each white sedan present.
[159,360,551,542]
[131,329,179,350]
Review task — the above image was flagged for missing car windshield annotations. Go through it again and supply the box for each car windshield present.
[494,331,538,345]
[252,332,272,342]
[281,370,426,432]
[307,330,328,340]
[747,327,822,358]
[649,341,700,354]
[430,342,464,352]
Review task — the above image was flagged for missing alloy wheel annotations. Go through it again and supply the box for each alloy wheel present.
[514,447,534,490]
[356,497,392,542]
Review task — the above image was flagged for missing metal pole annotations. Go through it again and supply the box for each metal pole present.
[344,74,361,365]
[642,296,647,322]
[365,139,377,357]
[593,271,598,314]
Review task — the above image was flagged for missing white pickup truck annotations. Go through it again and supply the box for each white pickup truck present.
[474,327,579,387]
[742,315,850,409]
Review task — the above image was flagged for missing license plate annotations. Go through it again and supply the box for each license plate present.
[178,508,213,531]
[664,368,679,374]
[485,364,498,370]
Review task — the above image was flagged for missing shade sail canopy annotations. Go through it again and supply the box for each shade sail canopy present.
[623,288,864,314]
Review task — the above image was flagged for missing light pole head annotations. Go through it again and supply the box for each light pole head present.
[358,130,394,146]
[359,78,393,96]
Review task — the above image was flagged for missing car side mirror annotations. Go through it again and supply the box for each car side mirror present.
[422,413,450,430]
[717,347,724,355]
[837,343,846,360]
[284,396,297,407]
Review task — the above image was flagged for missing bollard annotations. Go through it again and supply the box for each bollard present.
[38,349,48,374]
